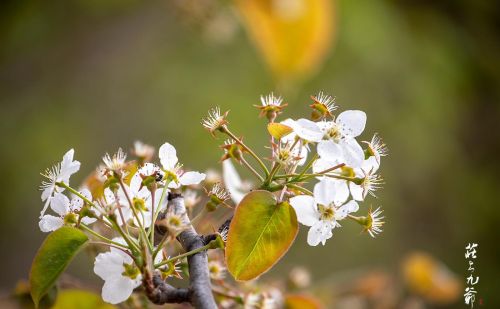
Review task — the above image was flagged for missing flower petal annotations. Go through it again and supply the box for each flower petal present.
[223,160,246,204]
[291,118,323,142]
[307,221,333,246]
[94,252,127,281]
[340,138,364,167]
[50,193,70,216]
[332,179,350,205]
[101,276,137,304]
[313,178,336,206]
[59,149,81,180]
[159,142,178,171]
[337,110,366,138]
[336,200,359,220]
[317,140,343,162]
[349,182,364,201]
[179,171,206,186]
[289,195,318,226]
[39,215,64,232]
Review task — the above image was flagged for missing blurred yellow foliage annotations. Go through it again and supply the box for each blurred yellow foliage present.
[235,0,335,82]
[402,252,462,305]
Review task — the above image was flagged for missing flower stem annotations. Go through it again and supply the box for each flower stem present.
[295,153,318,181]
[80,223,128,248]
[287,184,313,195]
[240,157,264,182]
[154,243,212,268]
[223,128,269,177]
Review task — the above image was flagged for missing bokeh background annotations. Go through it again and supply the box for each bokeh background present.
[1,0,499,307]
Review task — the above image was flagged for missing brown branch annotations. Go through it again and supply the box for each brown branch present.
[148,192,217,308]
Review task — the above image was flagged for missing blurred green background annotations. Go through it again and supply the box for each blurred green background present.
[1,0,499,307]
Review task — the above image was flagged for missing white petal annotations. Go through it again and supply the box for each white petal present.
[60,149,81,179]
[159,143,178,171]
[81,217,97,225]
[70,188,91,211]
[349,182,364,201]
[223,160,246,204]
[104,188,115,204]
[362,156,380,173]
[289,195,318,226]
[50,193,70,216]
[41,186,54,202]
[336,200,359,220]
[332,179,350,205]
[337,110,366,138]
[94,252,127,280]
[313,179,337,206]
[39,215,64,232]
[291,119,323,142]
[307,221,332,246]
[317,140,343,162]
[312,158,337,175]
[101,276,137,304]
[340,138,364,167]
[179,171,206,186]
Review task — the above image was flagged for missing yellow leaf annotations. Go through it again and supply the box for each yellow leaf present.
[267,122,293,139]
[235,0,335,81]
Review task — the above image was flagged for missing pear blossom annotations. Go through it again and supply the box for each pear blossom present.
[129,163,167,226]
[316,110,367,167]
[158,142,206,188]
[40,149,81,218]
[223,159,251,204]
[39,189,96,232]
[290,179,359,246]
[94,238,141,304]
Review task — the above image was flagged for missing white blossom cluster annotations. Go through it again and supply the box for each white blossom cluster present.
[39,143,205,304]
[223,92,387,246]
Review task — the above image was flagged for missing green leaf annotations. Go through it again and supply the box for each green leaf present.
[52,289,115,309]
[30,226,88,307]
[226,190,298,281]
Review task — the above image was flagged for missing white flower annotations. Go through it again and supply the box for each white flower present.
[129,163,167,226]
[158,142,206,188]
[94,238,141,304]
[39,189,96,232]
[102,148,127,172]
[316,110,366,167]
[40,149,81,218]
[290,179,359,246]
[365,207,384,238]
[223,159,251,204]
